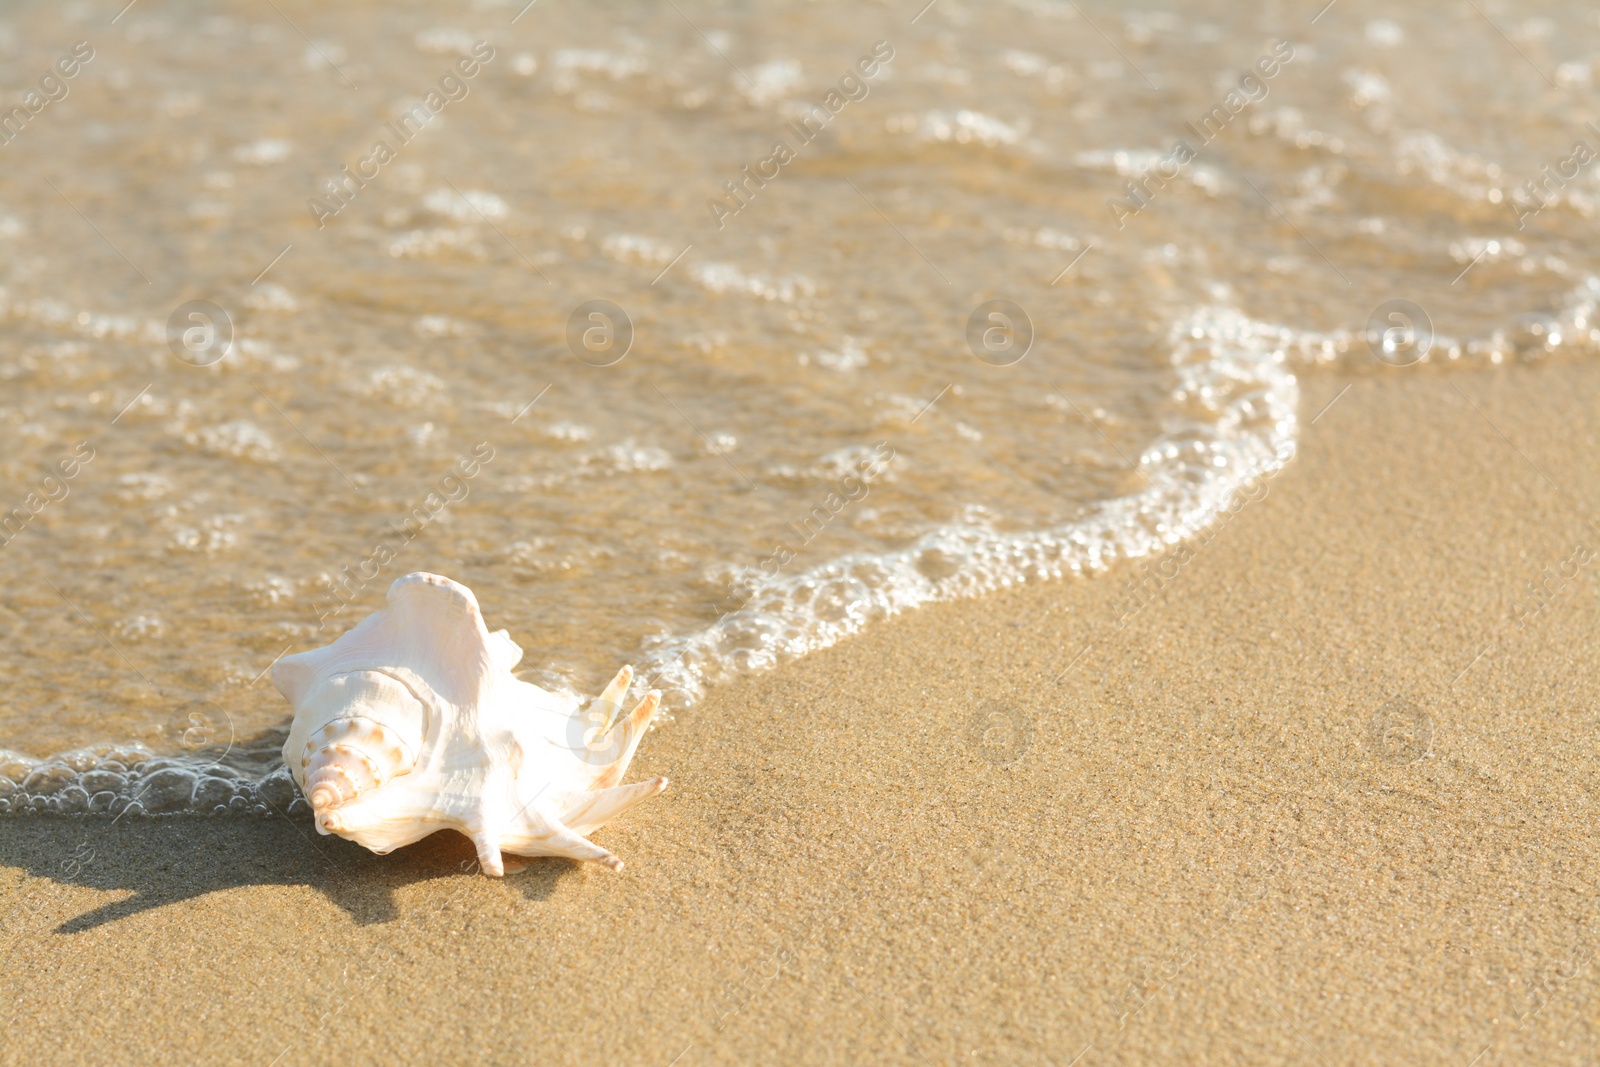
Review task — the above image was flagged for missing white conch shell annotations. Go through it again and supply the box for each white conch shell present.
[272,572,667,876]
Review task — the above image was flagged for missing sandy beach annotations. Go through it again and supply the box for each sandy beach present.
[3,1,1598,1062]
[4,359,1597,1065]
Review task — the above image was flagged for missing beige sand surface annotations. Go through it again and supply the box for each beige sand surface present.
[4,360,1600,1065]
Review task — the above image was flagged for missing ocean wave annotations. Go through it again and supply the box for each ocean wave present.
[7,284,1600,816]
[634,302,1301,708]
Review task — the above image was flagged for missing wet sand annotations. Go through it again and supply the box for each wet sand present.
[3,360,1599,1065]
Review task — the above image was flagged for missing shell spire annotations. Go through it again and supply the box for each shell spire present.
[272,573,667,876]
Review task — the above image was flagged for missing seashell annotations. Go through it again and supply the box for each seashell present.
[272,572,666,876]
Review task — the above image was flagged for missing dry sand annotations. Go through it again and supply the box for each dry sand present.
[4,360,1600,1065]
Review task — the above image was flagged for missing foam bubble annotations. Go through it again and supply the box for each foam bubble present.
[889,109,1030,148]
[601,233,679,266]
[0,745,304,818]
[1075,148,1224,195]
[423,187,508,222]
[184,420,280,462]
[740,59,804,106]
[414,27,478,56]
[692,262,816,302]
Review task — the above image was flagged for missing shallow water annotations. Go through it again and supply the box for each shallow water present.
[1,0,1597,812]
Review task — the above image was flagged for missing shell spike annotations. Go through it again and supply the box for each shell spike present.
[589,690,661,790]
[563,777,670,836]
[507,818,624,871]
[471,830,506,878]
[586,664,634,735]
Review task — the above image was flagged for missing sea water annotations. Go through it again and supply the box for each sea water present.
[0,0,1596,814]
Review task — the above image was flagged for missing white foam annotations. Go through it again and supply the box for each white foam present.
[0,745,303,817]
[550,48,647,82]
[414,27,478,56]
[243,283,298,313]
[231,138,292,165]
[1075,148,1224,195]
[1394,131,1508,205]
[357,365,447,407]
[888,109,1029,148]
[424,187,508,221]
[184,421,280,462]
[635,302,1301,708]
[739,59,804,106]
[692,262,816,302]
[601,233,679,266]
[388,227,487,259]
